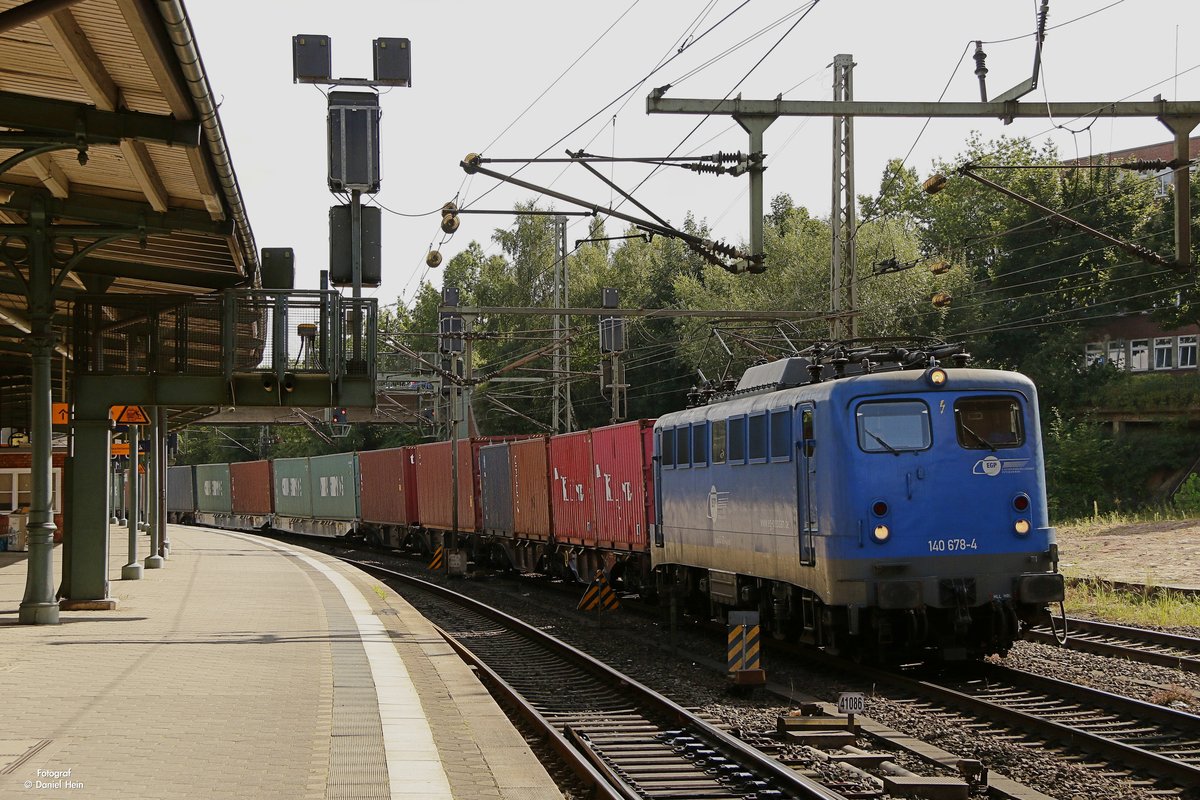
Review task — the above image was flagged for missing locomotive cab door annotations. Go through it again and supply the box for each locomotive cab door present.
[795,405,817,565]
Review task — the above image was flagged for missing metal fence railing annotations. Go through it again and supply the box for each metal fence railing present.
[72,290,377,384]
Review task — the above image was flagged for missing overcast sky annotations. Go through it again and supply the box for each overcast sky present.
[185,1,1200,309]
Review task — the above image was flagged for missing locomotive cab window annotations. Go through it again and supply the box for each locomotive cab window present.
[856,401,931,453]
[954,397,1024,450]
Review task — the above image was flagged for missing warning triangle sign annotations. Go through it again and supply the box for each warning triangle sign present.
[112,405,151,425]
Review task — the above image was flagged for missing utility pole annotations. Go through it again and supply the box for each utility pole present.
[551,215,573,433]
[830,54,857,341]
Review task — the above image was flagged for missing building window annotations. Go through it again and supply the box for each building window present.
[1181,335,1198,369]
[1129,339,1149,372]
[1085,342,1104,366]
[1154,337,1174,369]
[0,468,62,514]
[1107,340,1126,370]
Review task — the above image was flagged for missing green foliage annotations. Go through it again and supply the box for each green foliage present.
[1043,408,1112,519]
[1174,473,1200,513]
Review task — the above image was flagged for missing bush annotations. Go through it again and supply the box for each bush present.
[1175,473,1200,513]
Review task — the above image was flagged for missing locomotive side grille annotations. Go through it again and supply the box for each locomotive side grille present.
[938,578,977,606]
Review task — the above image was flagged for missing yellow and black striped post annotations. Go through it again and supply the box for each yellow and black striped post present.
[577,569,620,612]
[727,611,766,685]
[428,545,444,571]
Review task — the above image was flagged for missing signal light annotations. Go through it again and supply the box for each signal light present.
[331,407,349,424]
[872,501,889,517]
[1013,493,1030,511]
[1014,519,1031,535]
[926,368,948,387]
[872,525,891,543]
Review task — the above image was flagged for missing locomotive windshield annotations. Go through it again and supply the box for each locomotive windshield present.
[856,401,931,453]
[954,396,1024,449]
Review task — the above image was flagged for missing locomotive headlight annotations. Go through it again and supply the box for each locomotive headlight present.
[872,524,891,543]
[1014,519,1031,535]
[926,367,948,387]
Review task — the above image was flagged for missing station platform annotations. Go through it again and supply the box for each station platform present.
[0,525,563,799]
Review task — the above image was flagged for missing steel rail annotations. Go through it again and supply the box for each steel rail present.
[1025,617,1200,673]
[343,557,849,800]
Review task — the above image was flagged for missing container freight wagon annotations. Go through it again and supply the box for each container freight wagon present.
[590,419,655,550]
[357,446,418,547]
[478,443,513,536]
[509,436,552,542]
[414,438,520,532]
[193,463,232,523]
[549,430,597,544]
[229,459,273,529]
[166,465,196,523]
[308,453,359,536]
[272,457,313,533]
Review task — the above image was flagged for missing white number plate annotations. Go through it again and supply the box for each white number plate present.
[837,692,865,715]
[927,538,978,553]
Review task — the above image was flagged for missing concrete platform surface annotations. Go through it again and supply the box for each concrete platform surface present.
[0,524,563,800]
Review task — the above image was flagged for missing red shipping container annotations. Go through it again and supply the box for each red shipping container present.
[230,460,273,515]
[415,438,517,531]
[509,436,552,540]
[549,430,596,543]
[358,447,418,525]
[591,420,655,549]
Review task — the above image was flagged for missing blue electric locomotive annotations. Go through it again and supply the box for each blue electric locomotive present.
[652,353,1064,660]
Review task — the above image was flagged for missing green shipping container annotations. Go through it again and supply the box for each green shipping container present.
[309,453,359,521]
[273,457,312,519]
[194,463,233,514]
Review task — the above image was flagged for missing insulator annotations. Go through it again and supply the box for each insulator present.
[929,260,952,275]
[931,291,953,308]
[426,250,443,268]
[923,174,948,195]
[687,163,726,175]
[461,153,481,174]
[441,213,460,234]
[442,201,458,215]
[713,150,742,164]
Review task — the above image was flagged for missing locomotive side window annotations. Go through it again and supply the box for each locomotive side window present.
[954,397,1024,449]
[748,413,768,462]
[692,422,708,466]
[770,410,791,461]
[856,401,931,453]
[712,420,727,464]
[728,416,747,464]
[677,425,692,467]
[661,429,675,468]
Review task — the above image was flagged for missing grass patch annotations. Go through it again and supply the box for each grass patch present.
[1064,577,1200,629]
[1056,507,1200,537]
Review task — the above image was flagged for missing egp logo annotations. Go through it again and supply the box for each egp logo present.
[973,456,1002,477]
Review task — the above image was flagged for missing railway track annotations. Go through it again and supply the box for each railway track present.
[858,659,1200,794]
[1025,616,1200,672]
[343,556,849,800]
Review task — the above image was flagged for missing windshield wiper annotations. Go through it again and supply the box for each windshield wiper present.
[960,423,997,452]
[866,430,901,456]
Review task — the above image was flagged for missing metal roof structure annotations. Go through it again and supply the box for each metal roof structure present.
[0,0,258,428]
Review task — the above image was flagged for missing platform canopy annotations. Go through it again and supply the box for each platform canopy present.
[0,0,258,428]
